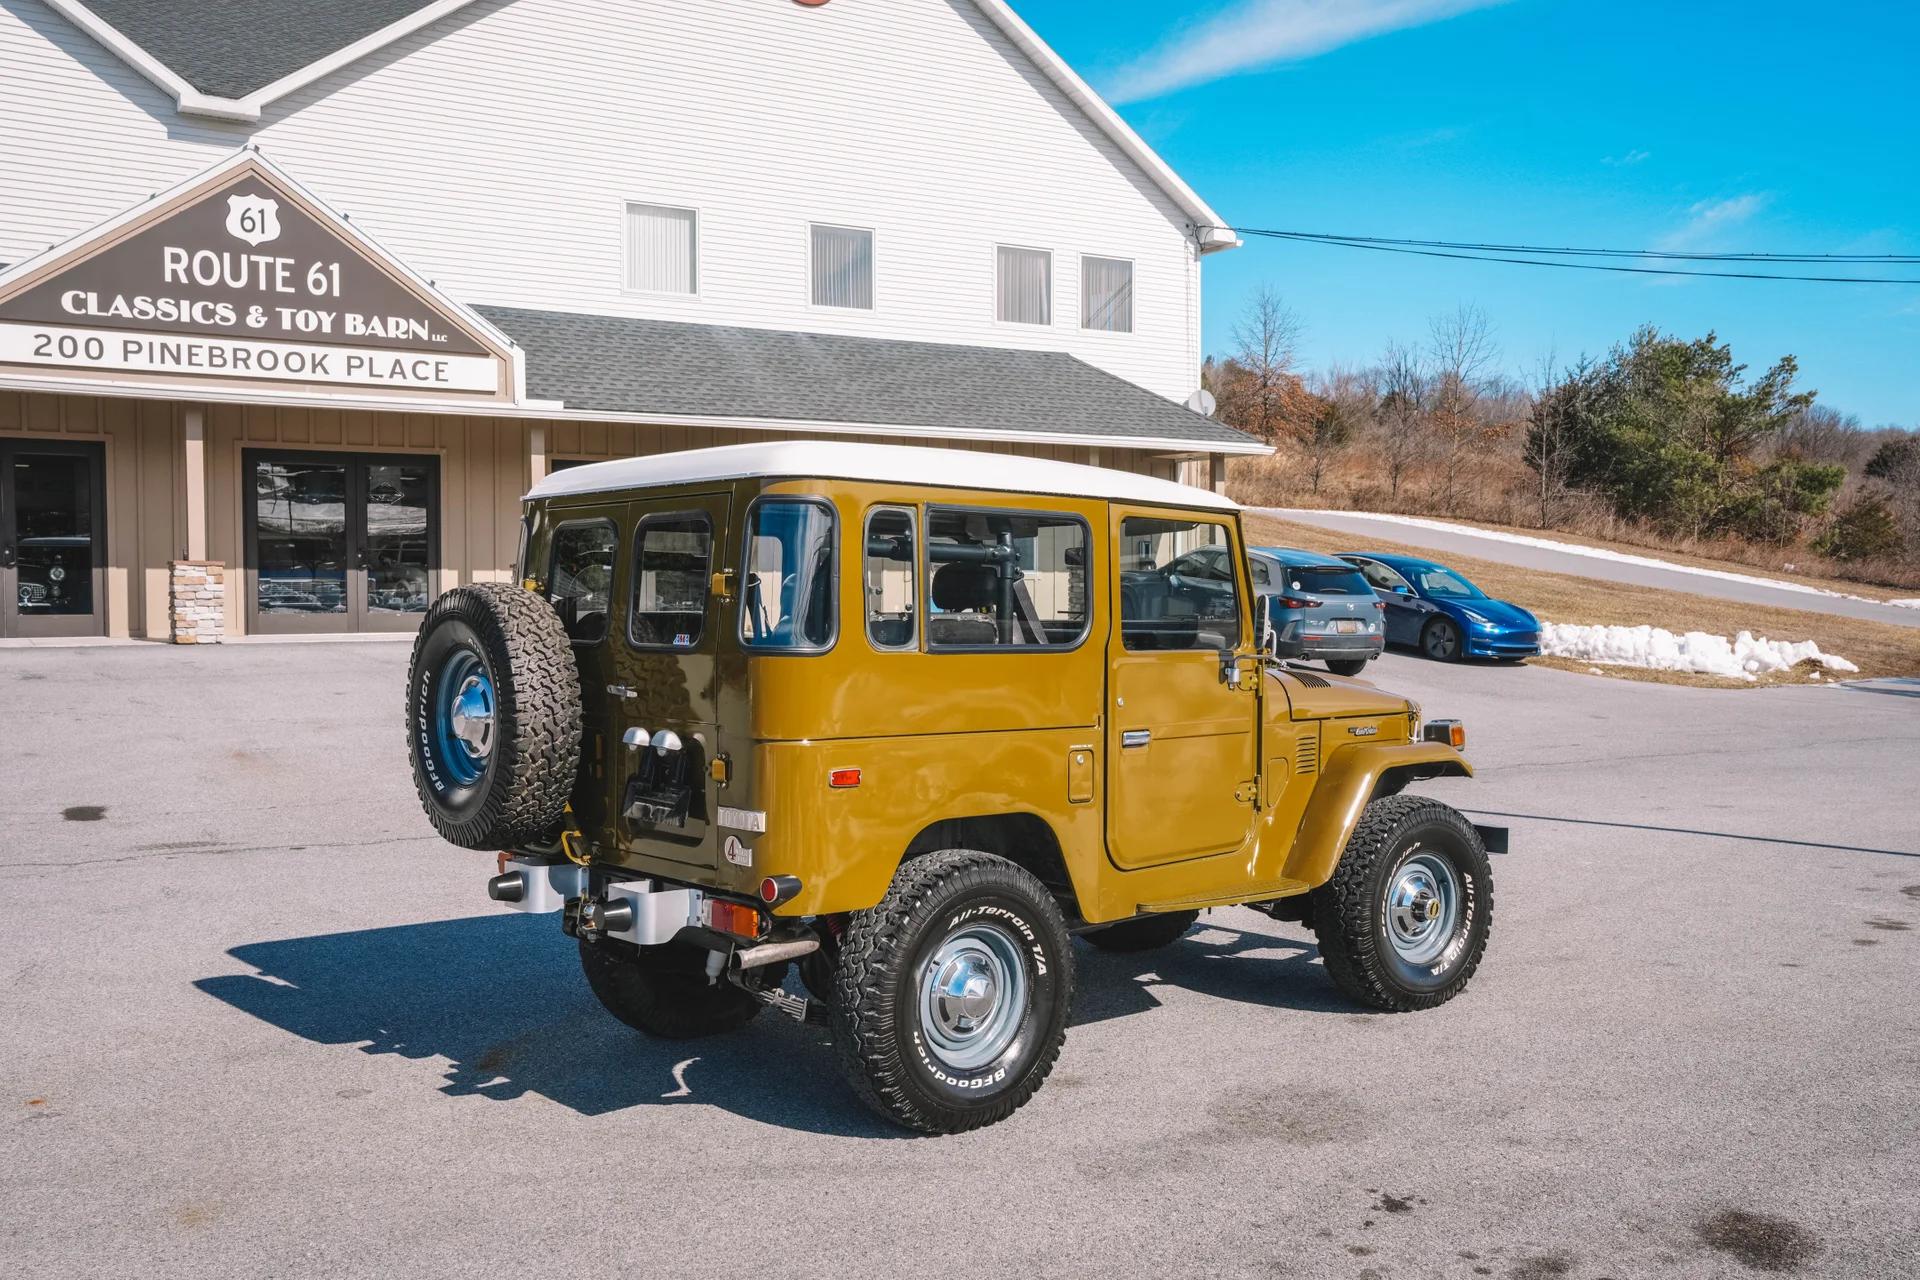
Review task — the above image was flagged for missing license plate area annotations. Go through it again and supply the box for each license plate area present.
[1335,620,1359,634]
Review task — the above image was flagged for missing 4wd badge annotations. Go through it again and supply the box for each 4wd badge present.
[724,835,753,868]
[224,194,281,245]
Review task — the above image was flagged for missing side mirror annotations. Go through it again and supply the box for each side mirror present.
[1394,585,1413,596]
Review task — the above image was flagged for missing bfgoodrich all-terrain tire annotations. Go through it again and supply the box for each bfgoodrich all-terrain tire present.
[578,937,761,1039]
[833,850,1073,1134]
[1310,795,1492,1012]
[406,583,581,849]
[1084,910,1200,952]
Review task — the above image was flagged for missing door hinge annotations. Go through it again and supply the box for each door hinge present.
[1233,780,1259,804]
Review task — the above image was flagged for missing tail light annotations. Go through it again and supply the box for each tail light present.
[1373,600,1387,610]
[701,899,765,939]
[1276,595,1322,609]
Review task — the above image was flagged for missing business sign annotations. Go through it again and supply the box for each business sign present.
[0,154,508,398]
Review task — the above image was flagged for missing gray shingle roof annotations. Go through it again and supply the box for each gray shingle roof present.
[475,307,1258,451]
[81,0,440,99]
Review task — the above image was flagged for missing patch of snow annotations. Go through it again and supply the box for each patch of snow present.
[1266,509,1901,608]
[1540,623,1860,682]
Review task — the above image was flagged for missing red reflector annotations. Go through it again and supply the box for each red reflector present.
[760,878,778,902]
[705,899,761,937]
[828,768,861,788]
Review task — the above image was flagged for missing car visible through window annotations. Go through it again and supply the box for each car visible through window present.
[1120,516,1239,651]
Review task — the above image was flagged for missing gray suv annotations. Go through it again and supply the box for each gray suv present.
[1249,546,1386,676]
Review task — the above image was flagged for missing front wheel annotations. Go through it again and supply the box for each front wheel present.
[1421,617,1463,662]
[832,850,1073,1134]
[1309,796,1492,1012]
[1326,658,1370,677]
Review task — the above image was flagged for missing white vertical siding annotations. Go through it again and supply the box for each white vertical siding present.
[0,0,1209,402]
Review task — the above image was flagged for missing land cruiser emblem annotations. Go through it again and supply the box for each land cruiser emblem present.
[225,194,281,246]
[1349,724,1379,736]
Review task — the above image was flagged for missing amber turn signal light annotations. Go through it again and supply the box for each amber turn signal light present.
[702,899,764,939]
[828,768,861,788]
[1423,719,1466,749]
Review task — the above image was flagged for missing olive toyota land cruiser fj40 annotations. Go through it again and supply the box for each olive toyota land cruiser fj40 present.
[406,442,1498,1134]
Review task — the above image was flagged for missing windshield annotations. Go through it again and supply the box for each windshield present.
[1284,565,1372,596]
[1412,567,1484,599]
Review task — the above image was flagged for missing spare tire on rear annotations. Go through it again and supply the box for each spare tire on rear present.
[407,583,582,849]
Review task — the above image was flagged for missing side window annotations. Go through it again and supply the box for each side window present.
[549,520,617,644]
[630,512,712,649]
[864,506,916,650]
[1120,517,1241,652]
[1249,558,1271,587]
[1354,559,1411,593]
[741,499,836,650]
[926,507,1088,649]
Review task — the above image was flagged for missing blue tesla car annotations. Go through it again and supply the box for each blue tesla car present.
[1337,552,1540,662]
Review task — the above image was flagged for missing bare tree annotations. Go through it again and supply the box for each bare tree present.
[1220,285,1306,443]
[1523,351,1589,528]
[1298,367,1367,498]
[1372,341,1427,501]
[1426,305,1502,514]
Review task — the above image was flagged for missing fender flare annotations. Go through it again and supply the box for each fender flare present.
[1280,742,1473,888]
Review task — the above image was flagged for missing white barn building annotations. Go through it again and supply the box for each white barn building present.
[0,0,1258,639]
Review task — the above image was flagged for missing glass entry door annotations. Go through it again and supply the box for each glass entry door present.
[245,450,438,634]
[0,439,106,639]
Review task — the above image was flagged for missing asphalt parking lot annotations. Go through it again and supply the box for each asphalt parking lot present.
[4,643,1917,1279]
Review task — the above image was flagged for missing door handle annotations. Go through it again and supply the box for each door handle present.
[1121,730,1151,748]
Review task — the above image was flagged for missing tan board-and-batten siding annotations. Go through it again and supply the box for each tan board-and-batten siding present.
[1,389,1189,639]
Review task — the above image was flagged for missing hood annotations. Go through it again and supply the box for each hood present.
[1448,597,1536,629]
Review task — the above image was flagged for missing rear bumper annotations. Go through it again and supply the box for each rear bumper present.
[1300,634,1384,658]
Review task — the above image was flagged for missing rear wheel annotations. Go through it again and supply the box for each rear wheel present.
[1084,910,1199,952]
[578,937,760,1039]
[1421,617,1463,663]
[832,850,1073,1134]
[1327,658,1369,677]
[1310,795,1492,1012]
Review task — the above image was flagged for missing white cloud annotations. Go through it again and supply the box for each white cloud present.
[1660,194,1768,249]
[1603,149,1652,167]
[1104,0,1514,103]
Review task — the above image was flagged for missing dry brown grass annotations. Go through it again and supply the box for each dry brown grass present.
[1242,511,1920,683]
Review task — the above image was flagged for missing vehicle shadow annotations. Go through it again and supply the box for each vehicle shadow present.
[194,911,1361,1133]
[1069,917,1360,1027]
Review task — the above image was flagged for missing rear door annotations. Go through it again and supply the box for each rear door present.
[543,506,623,832]
[608,492,731,869]
[1350,557,1421,645]
[1106,509,1259,869]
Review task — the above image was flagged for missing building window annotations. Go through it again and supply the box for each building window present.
[1082,255,1132,332]
[811,225,873,309]
[625,203,697,294]
[997,246,1051,325]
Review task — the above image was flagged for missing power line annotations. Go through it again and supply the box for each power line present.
[1229,227,1920,284]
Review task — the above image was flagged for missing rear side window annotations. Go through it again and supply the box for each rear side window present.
[1285,565,1373,596]
[1352,558,1412,593]
[864,506,916,649]
[549,520,617,644]
[741,499,836,650]
[926,507,1088,649]
[630,512,712,649]
[1120,517,1240,651]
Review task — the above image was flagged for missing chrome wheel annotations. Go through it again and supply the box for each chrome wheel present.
[917,922,1029,1071]
[1385,851,1460,968]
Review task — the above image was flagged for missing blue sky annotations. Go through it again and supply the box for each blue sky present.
[1016,0,1920,426]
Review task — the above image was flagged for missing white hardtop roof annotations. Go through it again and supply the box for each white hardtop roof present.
[526,441,1238,511]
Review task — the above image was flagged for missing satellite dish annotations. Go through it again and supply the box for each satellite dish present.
[1186,388,1217,418]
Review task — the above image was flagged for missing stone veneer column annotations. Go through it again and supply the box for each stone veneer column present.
[168,561,226,643]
